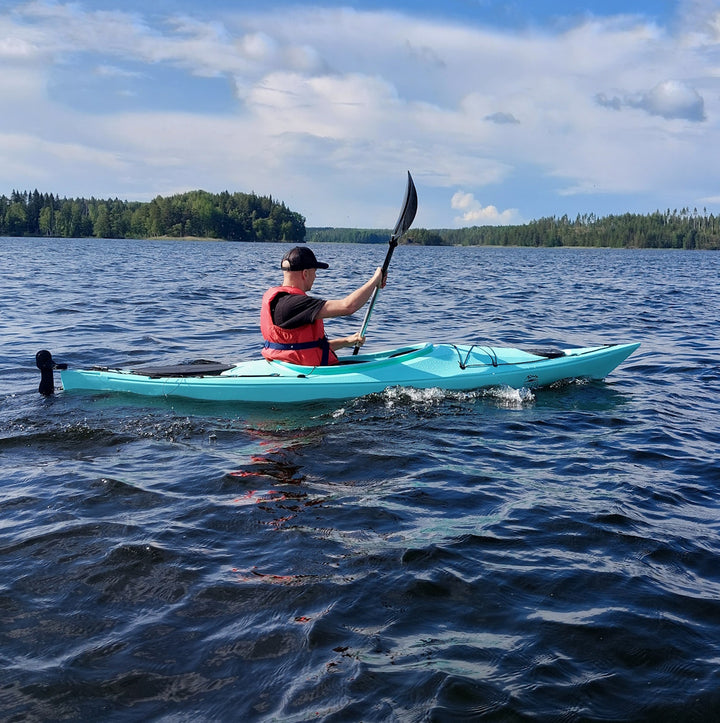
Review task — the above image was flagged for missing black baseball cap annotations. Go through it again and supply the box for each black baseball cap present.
[281,246,329,271]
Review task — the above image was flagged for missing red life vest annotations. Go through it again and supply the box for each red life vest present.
[260,286,338,366]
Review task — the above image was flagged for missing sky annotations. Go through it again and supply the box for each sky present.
[1,0,719,228]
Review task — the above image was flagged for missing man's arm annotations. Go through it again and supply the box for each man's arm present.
[317,267,385,319]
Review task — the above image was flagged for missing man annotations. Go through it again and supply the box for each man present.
[261,246,386,366]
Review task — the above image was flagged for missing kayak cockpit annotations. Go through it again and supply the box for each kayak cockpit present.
[337,343,432,365]
[220,343,434,377]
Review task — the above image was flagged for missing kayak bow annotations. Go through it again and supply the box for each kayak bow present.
[52,341,640,404]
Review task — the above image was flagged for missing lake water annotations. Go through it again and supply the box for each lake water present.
[2,237,719,721]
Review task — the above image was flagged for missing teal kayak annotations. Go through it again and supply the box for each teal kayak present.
[55,341,640,404]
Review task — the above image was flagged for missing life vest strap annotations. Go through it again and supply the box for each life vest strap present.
[264,339,322,351]
[263,338,331,366]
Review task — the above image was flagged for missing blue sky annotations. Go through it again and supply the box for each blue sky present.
[1,0,718,228]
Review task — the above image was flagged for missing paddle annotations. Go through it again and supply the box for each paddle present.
[353,171,418,355]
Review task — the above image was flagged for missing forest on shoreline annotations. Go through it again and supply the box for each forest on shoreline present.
[0,189,305,242]
[2,189,719,249]
[309,208,720,250]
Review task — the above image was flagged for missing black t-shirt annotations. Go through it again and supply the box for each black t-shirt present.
[271,292,326,329]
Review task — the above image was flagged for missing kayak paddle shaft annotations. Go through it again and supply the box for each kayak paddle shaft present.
[353,172,417,355]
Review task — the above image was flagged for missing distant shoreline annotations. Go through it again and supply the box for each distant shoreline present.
[3,235,716,251]
[3,188,718,248]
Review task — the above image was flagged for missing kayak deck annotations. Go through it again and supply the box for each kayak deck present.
[57,342,641,404]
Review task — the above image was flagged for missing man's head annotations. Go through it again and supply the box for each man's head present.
[281,246,329,272]
[280,246,328,291]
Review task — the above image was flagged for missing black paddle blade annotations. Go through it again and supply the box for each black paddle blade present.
[36,349,56,396]
[391,171,418,240]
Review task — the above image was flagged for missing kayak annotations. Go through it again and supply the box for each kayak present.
[55,342,640,404]
[50,341,640,404]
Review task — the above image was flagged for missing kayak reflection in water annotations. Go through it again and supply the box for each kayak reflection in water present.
[261,246,386,366]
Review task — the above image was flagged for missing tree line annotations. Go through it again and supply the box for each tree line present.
[0,189,306,242]
[438,209,720,249]
[306,227,447,246]
[3,189,718,249]
[309,208,720,250]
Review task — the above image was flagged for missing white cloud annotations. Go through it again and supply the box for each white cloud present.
[0,35,36,59]
[639,80,706,121]
[0,131,126,190]
[238,31,278,62]
[451,191,521,226]
[94,64,142,78]
[597,79,706,121]
[676,0,720,45]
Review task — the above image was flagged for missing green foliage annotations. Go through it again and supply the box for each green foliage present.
[309,211,720,250]
[404,228,448,246]
[306,228,391,244]
[436,210,720,250]
[3,190,718,249]
[306,227,449,245]
[0,189,305,242]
